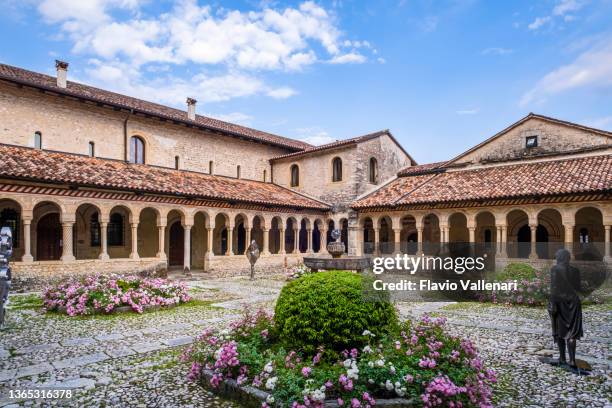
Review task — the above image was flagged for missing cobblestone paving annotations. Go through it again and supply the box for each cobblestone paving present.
[0,274,610,407]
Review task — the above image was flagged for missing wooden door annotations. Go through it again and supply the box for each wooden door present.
[37,213,61,260]
[168,222,184,266]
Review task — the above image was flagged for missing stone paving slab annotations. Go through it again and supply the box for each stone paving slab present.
[94,333,125,341]
[15,362,54,379]
[0,350,9,360]
[162,336,193,347]
[104,347,138,359]
[61,336,97,347]
[132,341,166,354]
[52,352,109,370]
[14,342,60,355]
[0,368,16,382]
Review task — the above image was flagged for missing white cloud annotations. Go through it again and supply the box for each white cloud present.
[481,47,513,56]
[293,127,336,145]
[528,16,551,30]
[456,108,479,115]
[527,0,585,30]
[329,52,366,64]
[420,16,438,32]
[34,0,374,109]
[377,57,386,64]
[520,38,612,106]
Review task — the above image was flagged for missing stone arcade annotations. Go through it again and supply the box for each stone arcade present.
[0,60,610,288]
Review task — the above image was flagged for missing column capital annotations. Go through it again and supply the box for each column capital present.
[183,223,193,229]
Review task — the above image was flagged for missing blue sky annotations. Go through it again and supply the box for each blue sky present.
[1,0,611,163]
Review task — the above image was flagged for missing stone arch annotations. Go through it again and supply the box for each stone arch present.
[400,214,418,254]
[362,216,375,254]
[506,209,530,258]
[190,211,211,269]
[326,219,336,247]
[33,200,63,261]
[0,198,24,259]
[448,212,469,256]
[536,208,564,259]
[377,215,393,254]
[285,216,298,253]
[299,218,311,253]
[74,202,103,260]
[422,213,440,255]
[313,218,324,253]
[167,209,186,266]
[339,217,349,254]
[213,212,231,255]
[574,206,604,261]
[269,216,283,254]
[234,213,249,255]
[251,215,265,251]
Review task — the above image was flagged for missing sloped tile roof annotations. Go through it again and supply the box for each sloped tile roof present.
[0,144,330,210]
[353,154,612,209]
[0,63,311,151]
[397,161,447,176]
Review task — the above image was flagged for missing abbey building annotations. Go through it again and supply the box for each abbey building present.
[0,61,610,287]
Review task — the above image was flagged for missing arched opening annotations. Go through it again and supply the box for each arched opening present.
[34,131,42,149]
[168,221,184,266]
[33,201,62,261]
[422,214,440,255]
[507,209,530,258]
[269,217,282,254]
[290,165,299,187]
[448,212,469,257]
[537,209,564,259]
[0,199,23,260]
[313,220,322,253]
[138,208,159,258]
[362,217,375,254]
[192,211,210,269]
[574,207,604,261]
[285,218,297,253]
[475,211,496,256]
[340,218,348,253]
[378,216,393,254]
[107,207,131,259]
[213,213,230,255]
[369,157,378,184]
[251,216,264,251]
[74,203,102,260]
[400,215,417,254]
[233,214,248,255]
[332,157,343,182]
[299,219,309,253]
[327,220,335,245]
[129,136,145,164]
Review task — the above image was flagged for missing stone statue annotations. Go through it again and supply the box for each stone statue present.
[0,227,14,330]
[548,248,583,369]
[246,240,260,280]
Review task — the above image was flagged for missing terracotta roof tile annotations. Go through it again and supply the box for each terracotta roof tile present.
[353,154,612,209]
[397,161,447,176]
[0,63,311,151]
[0,144,329,210]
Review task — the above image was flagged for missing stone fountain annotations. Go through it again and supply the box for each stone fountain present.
[303,229,372,273]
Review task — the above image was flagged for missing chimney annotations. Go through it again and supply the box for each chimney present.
[186,97,197,120]
[55,60,69,88]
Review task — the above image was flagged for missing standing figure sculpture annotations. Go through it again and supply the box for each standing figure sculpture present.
[0,227,13,330]
[246,240,260,280]
[548,248,583,369]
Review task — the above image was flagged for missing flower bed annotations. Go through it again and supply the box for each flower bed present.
[42,274,190,316]
[184,307,496,407]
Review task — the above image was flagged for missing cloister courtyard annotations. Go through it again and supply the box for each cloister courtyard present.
[0,271,610,408]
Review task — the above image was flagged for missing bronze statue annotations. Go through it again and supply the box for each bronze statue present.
[548,248,583,368]
[246,240,260,280]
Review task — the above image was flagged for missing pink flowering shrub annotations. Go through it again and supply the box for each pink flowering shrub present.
[42,274,190,316]
[479,263,548,306]
[183,308,496,408]
[285,263,313,281]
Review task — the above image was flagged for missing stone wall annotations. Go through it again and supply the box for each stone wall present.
[205,253,305,278]
[10,258,166,292]
[0,82,289,181]
[454,117,611,165]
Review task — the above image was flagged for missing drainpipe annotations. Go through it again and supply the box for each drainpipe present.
[124,109,133,161]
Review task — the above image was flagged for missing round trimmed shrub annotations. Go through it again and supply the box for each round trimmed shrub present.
[274,271,397,355]
[496,262,537,281]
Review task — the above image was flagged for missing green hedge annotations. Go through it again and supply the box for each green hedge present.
[496,262,537,281]
[274,271,397,356]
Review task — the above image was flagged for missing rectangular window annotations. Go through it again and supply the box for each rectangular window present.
[525,135,538,148]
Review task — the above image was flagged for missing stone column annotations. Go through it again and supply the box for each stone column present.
[604,225,611,260]
[563,223,575,257]
[156,224,166,259]
[373,227,380,256]
[529,224,538,260]
[468,227,476,243]
[204,226,214,272]
[60,221,76,262]
[245,227,251,253]
[129,222,139,259]
[393,228,401,254]
[183,224,192,271]
[99,222,110,260]
[21,218,33,262]
[417,227,424,256]
[279,228,286,254]
[262,228,270,255]
[226,226,234,256]
[439,226,447,244]
[500,225,508,257]
[294,228,299,254]
[306,229,313,253]
[320,229,328,254]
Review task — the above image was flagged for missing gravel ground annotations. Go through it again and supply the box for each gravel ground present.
[0,274,610,407]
